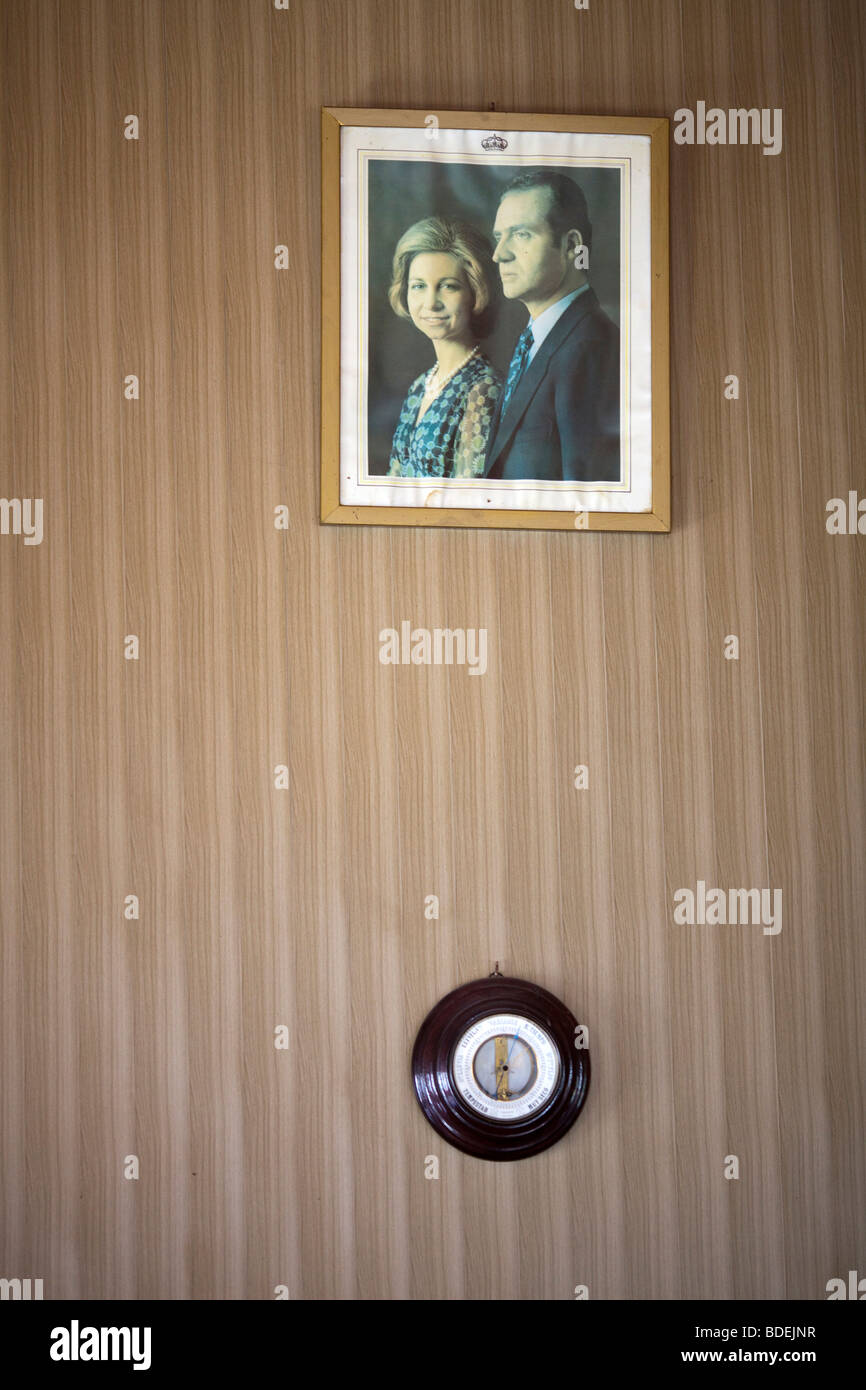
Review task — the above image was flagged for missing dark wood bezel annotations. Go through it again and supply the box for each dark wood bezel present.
[412,975,590,1161]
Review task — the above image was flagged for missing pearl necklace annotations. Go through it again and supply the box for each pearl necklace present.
[422,344,479,402]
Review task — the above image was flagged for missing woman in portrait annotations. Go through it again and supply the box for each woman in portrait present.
[387,217,502,480]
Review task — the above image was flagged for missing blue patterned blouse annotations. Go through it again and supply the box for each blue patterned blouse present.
[388,352,502,480]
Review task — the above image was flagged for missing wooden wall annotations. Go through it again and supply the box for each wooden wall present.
[1,0,863,1300]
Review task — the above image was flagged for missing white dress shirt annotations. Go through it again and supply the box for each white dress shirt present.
[527,283,591,363]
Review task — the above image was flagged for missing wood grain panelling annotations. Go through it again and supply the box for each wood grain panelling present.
[679,0,784,1300]
[1,0,863,1300]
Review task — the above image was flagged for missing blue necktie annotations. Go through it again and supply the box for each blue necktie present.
[500,325,533,415]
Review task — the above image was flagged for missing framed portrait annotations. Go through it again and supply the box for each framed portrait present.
[321,107,669,532]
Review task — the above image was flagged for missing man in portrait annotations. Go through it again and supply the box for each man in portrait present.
[484,170,620,483]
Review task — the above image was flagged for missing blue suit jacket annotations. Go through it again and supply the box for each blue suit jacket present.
[483,289,620,482]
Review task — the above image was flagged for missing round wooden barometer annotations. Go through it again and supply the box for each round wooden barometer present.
[412,971,590,1160]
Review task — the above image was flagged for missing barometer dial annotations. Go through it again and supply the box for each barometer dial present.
[452,1013,559,1121]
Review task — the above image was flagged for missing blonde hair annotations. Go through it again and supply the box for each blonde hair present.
[389,217,497,335]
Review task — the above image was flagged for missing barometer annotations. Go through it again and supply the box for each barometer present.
[412,972,590,1160]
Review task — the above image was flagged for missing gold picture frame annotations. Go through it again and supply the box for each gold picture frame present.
[321,106,670,532]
